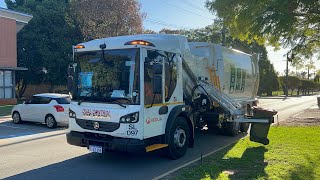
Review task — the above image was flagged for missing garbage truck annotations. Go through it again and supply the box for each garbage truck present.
[66,34,276,159]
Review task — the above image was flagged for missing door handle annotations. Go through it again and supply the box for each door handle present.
[159,106,168,115]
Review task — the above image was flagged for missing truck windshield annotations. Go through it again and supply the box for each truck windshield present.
[73,48,140,105]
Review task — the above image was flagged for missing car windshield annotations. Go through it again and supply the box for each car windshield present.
[73,48,140,104]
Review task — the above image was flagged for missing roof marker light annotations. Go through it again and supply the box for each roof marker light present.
[74,45,85,49]
[124,40,155,47]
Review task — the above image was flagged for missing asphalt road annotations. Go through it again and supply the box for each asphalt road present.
[0,95,317,180]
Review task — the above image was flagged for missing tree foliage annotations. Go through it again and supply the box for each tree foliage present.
[299,79,319,95]
[6,0,81,95]
[279,76,301,95]
[69,0,144,41]
[206,0,320,60]
[5,0,144,97]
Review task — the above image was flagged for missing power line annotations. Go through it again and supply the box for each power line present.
[145,18,191,29]
[178,0,208,12]
[158,0,213,21]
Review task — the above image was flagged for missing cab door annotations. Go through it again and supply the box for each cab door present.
[143,49,168,138]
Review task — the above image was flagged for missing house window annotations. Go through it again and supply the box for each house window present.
[0,71,14,99]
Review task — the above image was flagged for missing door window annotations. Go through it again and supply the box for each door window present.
[28,97,42,104]
[164,53,178,102]
[144,50,163,105]
[40,97,52,104]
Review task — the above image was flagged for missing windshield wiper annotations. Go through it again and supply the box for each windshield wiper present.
[78,92,92,105]
[103,97,127,108]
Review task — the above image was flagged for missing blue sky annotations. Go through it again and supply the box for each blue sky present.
[1,0,315,74]
[0,0,5,8]
[139,0,214,31]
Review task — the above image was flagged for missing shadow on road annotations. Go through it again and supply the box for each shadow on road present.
[2,130,246,180]
[0,120,66,140]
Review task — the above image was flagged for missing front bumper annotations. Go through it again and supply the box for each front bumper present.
[66,131,145,153]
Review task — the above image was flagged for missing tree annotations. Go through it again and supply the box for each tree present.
[6,0,82,96]
[206,0,320,60]
[69,0,144,41]
[258,59,280,96]
[299,79,317,95]
[180,24,222,44]
[279,76,301,95]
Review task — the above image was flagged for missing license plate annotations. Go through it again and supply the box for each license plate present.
[89,145,103,153]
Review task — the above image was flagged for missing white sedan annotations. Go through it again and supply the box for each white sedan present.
[11,93,70,128]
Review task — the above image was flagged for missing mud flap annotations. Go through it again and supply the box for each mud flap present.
[249,107,277,145]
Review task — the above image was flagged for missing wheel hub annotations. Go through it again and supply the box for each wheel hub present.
[174,127,186,148]
[13,113,19,123]
[47,117,54,127]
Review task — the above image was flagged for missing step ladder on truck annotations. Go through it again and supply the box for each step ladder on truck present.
[66,34,277,159]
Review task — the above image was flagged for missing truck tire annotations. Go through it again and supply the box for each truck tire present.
[240,123,250,133]
[223,122,240,136]
[165,116,189,160]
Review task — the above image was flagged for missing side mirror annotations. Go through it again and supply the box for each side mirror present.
[67,64,75,92]
[67,76,74,92]
[153,75,162,94]
[68,63,75,76]
[152,63,162,94]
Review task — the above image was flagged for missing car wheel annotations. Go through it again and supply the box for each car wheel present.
[45,115,57,129]
[165,116,189,160]
[12,111,22,124]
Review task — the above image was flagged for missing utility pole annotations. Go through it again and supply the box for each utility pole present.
[286,51,294,97]
[285,56,289,97]
[221,25,226,46]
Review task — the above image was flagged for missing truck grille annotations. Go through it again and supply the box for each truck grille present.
[75,118,120,132]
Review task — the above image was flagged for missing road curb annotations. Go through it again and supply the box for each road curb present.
[152,138,240,180]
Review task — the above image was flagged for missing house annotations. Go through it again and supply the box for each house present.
[0,7,32,105]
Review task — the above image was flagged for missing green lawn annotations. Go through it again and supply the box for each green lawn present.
[0,105,14,117]
[175,126,320,180]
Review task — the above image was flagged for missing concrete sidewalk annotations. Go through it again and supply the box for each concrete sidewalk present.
[280,106,320,126]
[0,115,12,122]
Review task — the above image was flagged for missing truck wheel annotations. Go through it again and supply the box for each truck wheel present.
[166,117,189,160]
[240,123,250,133]
[223,122,240,136]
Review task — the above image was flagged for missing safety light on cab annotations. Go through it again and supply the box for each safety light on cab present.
[74,45,85,49]
[124,40,155,47]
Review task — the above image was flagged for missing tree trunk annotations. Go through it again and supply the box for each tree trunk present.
[49,82,54,93]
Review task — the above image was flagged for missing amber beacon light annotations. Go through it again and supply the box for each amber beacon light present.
[124,40,155,47]
[74,45,85,49]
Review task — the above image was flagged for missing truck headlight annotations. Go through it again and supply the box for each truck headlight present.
[120,112,139,123]
[69,109,76,118]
